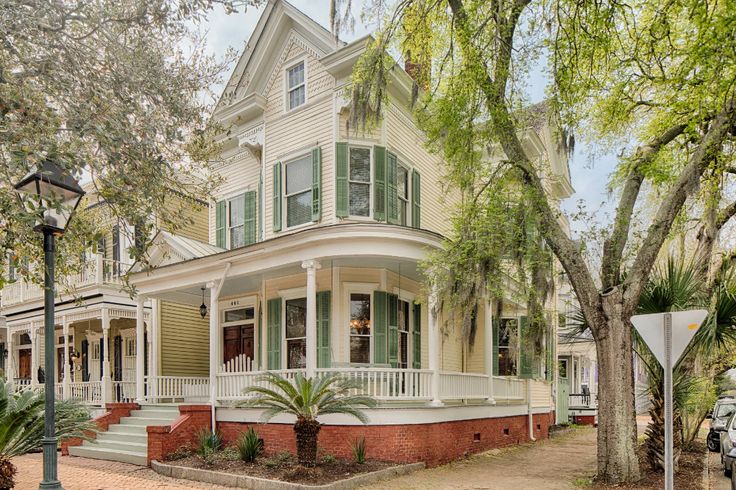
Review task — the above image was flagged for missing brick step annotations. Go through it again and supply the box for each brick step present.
[68,445,147,466]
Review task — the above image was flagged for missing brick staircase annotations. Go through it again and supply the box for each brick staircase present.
[68,405,179,465]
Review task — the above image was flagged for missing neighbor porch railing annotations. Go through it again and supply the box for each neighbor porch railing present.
[112,380,137,403]
[569,393,595,408]
[68,381,103,405]
[0,254,127,307]
[146,376,210,403]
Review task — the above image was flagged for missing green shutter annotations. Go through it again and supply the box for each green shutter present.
[335,143,349,218]
[412,303,421,368]
[519,316,533,379]
[373,291,388,364]
[312,147,322,222]
[388,293,399,367]
[258,303,263,369]
[267,298,282,370]
[215,200,226,248]
[244,191,257,245]
[546,326,555,381]
[373,146,386,221]
[317,291,331,368]
[492,317,499,376]
[272,162,282,232]
[387,152,399,224]
[411,169,421,228]
[258,172,264,241]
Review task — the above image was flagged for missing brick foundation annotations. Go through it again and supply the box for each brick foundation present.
[218,411,555,467]
[61,402,140,455]
[147,405,212,465]
[573,414,596,426]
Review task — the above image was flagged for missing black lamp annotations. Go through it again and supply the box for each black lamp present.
[200,287,208,318]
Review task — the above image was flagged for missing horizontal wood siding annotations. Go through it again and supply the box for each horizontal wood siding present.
[531,380,552,408]
[159,301,209,376]
[263,42,336,240]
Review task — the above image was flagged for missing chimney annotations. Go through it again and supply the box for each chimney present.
[404,50,429,90]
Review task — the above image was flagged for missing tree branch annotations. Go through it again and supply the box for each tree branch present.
[624,95,736,310]
[447,0,602,329]
[600,123,687,288]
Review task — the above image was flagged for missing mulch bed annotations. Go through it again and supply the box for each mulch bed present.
[588,441,705,489]
[165,448,395,486]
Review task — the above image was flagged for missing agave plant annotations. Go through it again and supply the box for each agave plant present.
[239,372,376,466]
[0,380,94,488]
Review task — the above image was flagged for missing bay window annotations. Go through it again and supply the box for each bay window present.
[397,164,409,226]
[349,147,371,217]
[349,293,371,363]
[398,299,410,368]
[285,154,313,228]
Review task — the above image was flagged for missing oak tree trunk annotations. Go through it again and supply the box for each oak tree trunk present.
[594,291,642,483]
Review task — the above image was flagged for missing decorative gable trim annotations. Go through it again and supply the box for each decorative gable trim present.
[261,30,321,99]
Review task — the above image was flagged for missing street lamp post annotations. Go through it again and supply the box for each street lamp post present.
[14,160,85,490]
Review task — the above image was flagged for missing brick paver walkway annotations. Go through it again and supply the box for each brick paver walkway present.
[13,453,231,490]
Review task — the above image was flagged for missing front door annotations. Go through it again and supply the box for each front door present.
[557,358,570,424]
[223,326,254,364]
[18,349,32,379]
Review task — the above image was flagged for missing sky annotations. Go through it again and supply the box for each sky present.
[193,1,618,236]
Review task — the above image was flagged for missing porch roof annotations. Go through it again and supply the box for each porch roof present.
[129,223,445,305]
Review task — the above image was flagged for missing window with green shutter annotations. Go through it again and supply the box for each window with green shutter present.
[373,146,386,221]
[335,142,349,217]
[215,200,226,248]
[412,303,421,368]
[373,291,388,364]
[267,298,282,369]
[316,291,330,368]
[312,147,321,222]
[272,163,282,232]
[411,169,421,228]
[519,316,533,379]
[386,152,399,224]
[244,191,257,246]
[387,293,399,367]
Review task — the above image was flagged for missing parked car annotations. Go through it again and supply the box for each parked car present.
[721,412,736,477]
[709,399,736,452]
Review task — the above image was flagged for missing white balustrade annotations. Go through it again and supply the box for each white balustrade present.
[318,368,433,401]
[492,376,527,403]
[147,376,210,403]
[216,369,304,402]
[439,372,489,400]
[13,378,32,393]
[67,381,103,405]
[112,381,137,403]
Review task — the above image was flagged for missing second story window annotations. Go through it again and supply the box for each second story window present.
[285,154,313,228]
[397,164,409,226]
[349,147,371,217]
[228,195,245,248]
[286,61,306,110]
[215,191,258,249]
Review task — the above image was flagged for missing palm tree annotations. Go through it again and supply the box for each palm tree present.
[239,372,376,466]
[0,380,94,488]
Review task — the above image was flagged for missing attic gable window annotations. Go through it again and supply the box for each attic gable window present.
[286,61,306,110]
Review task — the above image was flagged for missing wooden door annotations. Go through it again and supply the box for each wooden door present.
[223,326,241,364]
[18,349,31,379]
[241,326,254,361]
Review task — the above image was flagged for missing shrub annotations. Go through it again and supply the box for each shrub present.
[351,436,366,464]
[237,427,263,462]
[196,428,223,458]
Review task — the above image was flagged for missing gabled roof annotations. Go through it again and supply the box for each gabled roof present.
[214,0,342,117]
[132,231,225,272]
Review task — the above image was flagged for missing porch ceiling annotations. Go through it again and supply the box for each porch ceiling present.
[152,255,423,307]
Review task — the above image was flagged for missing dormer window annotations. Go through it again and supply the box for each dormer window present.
[286,61,306,110]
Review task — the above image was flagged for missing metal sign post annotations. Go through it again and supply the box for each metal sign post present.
[631,309,708,490]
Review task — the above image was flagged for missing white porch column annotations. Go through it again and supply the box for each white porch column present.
[428,293,442,406]
[101,308,112,403]
[485,297,495,404]
[302,260,321,378]
[151,299,159,399]
[30,327,38,389]
[62,318,70,400]
[209,282,219,409]
[6,331,14,385]
[135,297,146,402]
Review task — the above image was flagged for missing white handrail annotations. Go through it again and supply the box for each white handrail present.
[439,372,489,400]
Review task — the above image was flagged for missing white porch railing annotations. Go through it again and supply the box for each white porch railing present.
[319,368,433,401]
[492,376,526,402]
[112,381,137,403]
[439,372,489,400]
[216,369,304,402]
[13,378,32,393]
[147,376,210,403]
[68,381,103,405]
[0,255,126,307]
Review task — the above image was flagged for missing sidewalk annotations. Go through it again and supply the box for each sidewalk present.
[359,427,597,490]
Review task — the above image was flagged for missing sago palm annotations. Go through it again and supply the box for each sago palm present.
[0,380,94,488]
[239,372,376,466]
